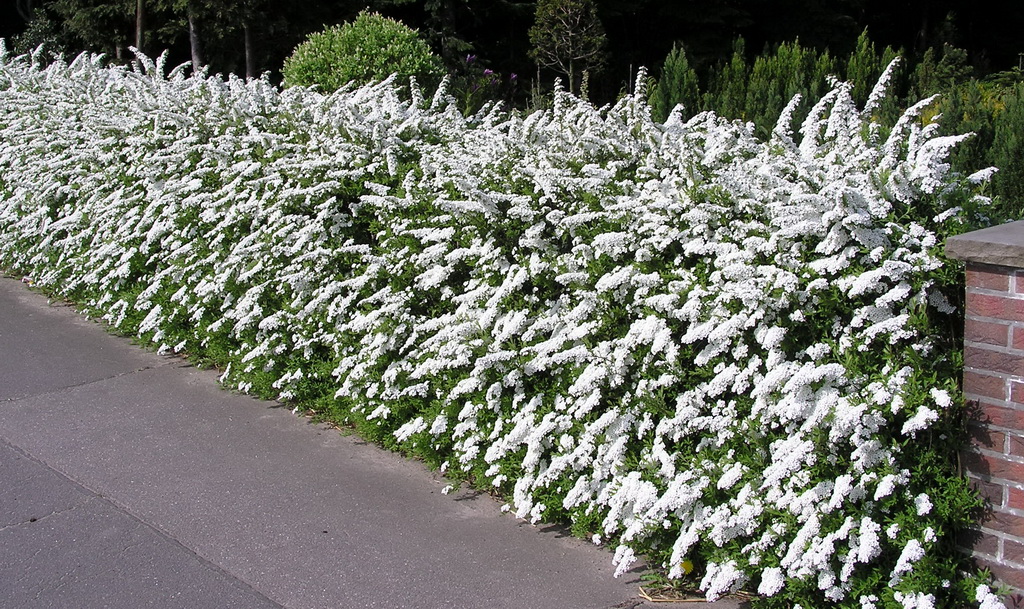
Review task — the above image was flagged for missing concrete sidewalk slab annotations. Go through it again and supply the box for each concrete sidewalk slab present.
[0,279,168,402]
[0,440,281,609]
[0,277,745,609]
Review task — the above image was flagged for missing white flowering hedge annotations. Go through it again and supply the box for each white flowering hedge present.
[0,44,997,608]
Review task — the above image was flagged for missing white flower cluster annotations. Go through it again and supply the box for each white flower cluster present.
[0,46,988,607]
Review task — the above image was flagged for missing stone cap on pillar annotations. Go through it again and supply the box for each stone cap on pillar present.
[946,221,1024,267]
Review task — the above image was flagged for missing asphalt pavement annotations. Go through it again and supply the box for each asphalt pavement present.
[0,275,747,609]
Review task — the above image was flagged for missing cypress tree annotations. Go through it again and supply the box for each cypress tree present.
[705,37,748,120]
[651,43,701,122]
[990,83,1024,215]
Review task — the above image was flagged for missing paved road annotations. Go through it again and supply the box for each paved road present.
[0,275,745,609]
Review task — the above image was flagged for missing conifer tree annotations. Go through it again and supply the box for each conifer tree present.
[992,83,1024,210]
[742,40,837,138]
[704,38,748,120]
[845,29,900,106]
[651,43,701,122]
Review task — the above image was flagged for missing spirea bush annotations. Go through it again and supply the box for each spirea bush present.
[282,11,444,94]
[0,45,999,608]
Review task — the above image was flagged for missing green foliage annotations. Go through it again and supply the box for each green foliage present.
[912,44,974,98]
[370,0,479,66]
[929,79,1024,222]
[645,29,1024,224]
[653,36,839,136]
[960,83,1024,220]
[845,29,900,107]
[12,12,69,58]
[51,0,134,57]
[703,38,748,121]
[450,54,520,115]
[743,40,836,138]
[990,83,1024,212]
[281,10,444,94]
[650,43,699,123]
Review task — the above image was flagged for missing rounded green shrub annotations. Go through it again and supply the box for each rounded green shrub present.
[281,11,444,94]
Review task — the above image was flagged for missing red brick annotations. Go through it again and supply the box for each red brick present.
[1010,487,1024,510]
[966,371,1009,401]
[1014,327,1024,351]
[963,451,1024,483]
[966,345,1024,377]
[991,455,1024,484]
[1012,436,1024,458]
[962,528,1002,554]
[970,424,1008,452]
[1013,381,1024,405]
[968,474,1005,506]
[974,554,1024,593]
[979,401,1024,430]
[988,509,1024,538]
[967,318,1012,347]
[967,293,1024,322]
[1006,539,1024,564]
[968,266,1012,292]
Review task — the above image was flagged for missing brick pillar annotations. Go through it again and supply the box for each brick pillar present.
[947,221,1024,592]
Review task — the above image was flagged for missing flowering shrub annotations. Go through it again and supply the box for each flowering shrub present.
[0,44,998,608]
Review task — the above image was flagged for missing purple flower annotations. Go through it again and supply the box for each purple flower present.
[465,54,477,64]
[483,69,494,76]
[509,73,518,82]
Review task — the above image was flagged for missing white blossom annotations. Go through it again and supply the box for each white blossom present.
[915,493,933,516]
[757,566,785,596]
[976,585,1008,609]
[0,49,978,607]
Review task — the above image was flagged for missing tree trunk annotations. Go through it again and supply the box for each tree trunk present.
[135,0,144,52]
[188,8,204,71]
[244,21,256,79]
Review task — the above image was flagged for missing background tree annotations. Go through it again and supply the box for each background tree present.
[370,0,469,65]
[183,1,203,69]
[845,29,901,106]
[991,83,1024,208]
[650,43,700,122]
[11,6,68,57]
[741,40,837,137]
[281,11,444,94]
[238,0,270,78]
[703,38,748,121]
[368,0,536,85]
[912,42,973,98]
[134,0,143,51]
[152,0,239,72]
[16,0,35,23]
[528,0,608,96]
[6,0,1024,105]
[50,0,134,60]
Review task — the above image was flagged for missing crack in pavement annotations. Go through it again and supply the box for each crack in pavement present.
[0,495,99,534]
[1,360,184,404]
